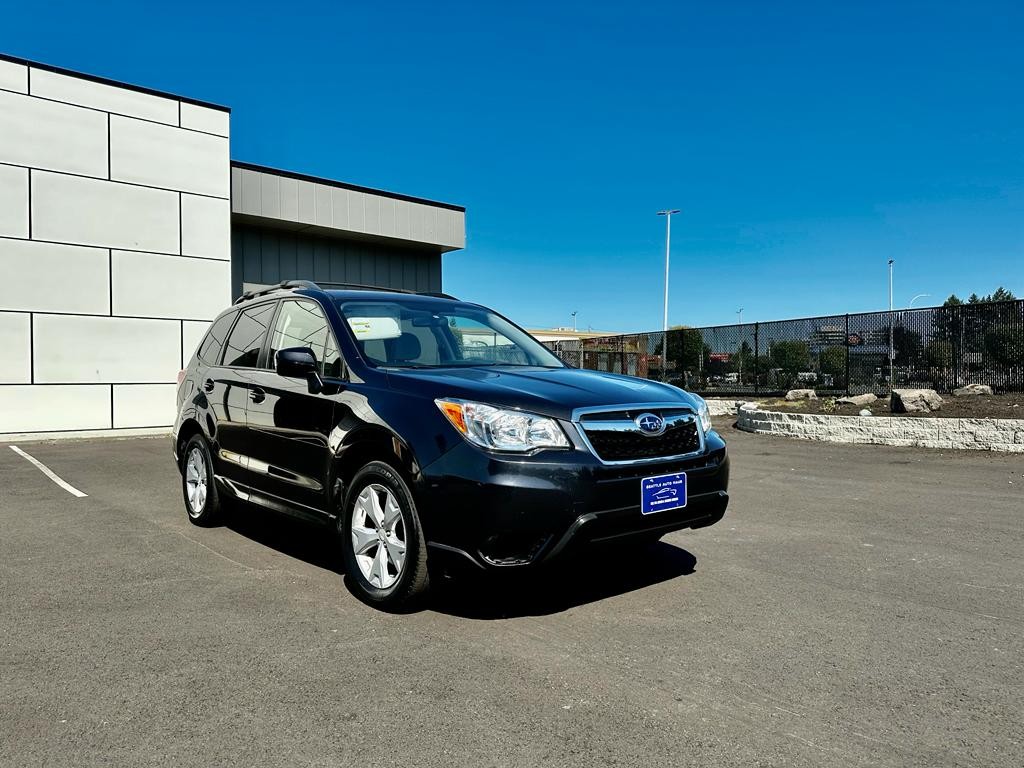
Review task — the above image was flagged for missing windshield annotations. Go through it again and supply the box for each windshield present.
[335,298,565,369]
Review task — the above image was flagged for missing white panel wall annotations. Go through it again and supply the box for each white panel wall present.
[179,103,230,137]
[0,90,108,177]
[33,314,182,384]
[0,313,31,383]
[113,384,177,428]
[0,60,231,435]
[111,251,230,319]
[181,194,231,260]
[0,239,110,314]
[30,69,179,124]
[0,386,111,433]
[110,116,229,197]
[0,165,28,237]
[32,171,180,252]
[0,58,28,92]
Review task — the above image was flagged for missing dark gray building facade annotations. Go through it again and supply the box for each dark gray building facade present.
[230,162,464,298]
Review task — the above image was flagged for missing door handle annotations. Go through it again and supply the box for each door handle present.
[203,378,215,393]
[249,388,266,404]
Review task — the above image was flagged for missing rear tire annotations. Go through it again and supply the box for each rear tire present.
[181,434,223,527]
[340,461,429,610]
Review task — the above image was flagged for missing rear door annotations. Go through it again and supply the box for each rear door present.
[212,301,279,491]
[243,298,342,516]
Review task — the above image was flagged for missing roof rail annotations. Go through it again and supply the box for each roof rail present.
[233,280,318,305]
[232,280,459,304]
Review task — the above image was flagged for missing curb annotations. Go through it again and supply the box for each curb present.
[735,405,1024,453]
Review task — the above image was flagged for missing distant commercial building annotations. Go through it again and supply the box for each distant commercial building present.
[0,53,465,437]
[528,328,616,343]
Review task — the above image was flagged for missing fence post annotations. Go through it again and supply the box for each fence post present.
[754,322,759,396]
[845,313,850,396]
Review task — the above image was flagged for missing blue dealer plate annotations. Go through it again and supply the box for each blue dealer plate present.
[641,472,687,515]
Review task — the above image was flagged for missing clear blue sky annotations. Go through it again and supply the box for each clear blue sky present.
[4,1,1021,332]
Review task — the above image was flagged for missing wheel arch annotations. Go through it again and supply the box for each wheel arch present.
[175,418,205,469]
[332,426,421,515]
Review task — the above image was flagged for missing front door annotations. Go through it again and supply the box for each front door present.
[244,298,342,517]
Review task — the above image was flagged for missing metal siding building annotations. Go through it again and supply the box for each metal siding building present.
[229,162,462,297]
[0,52,465,438]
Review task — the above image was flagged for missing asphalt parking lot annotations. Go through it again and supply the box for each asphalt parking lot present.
[2,420,1022,767]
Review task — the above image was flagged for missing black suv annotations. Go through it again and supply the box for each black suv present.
[173,281,729,608]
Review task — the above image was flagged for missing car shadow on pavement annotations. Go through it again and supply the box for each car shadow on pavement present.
[218,504,696,618]
[222,502,343,574]
[429,541,697,620]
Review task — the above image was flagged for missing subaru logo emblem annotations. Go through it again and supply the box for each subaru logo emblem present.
[635,412,665,436]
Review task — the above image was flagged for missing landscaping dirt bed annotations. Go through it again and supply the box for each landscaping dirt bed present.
[756,393,1024,419]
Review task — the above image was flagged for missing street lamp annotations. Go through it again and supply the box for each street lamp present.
[909,293,930,308]
[571,310,578,332]
[737,308,744,324]
[656,209,680,334]
[888,259,895,389]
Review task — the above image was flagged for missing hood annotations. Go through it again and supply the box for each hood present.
[384,366,700,420]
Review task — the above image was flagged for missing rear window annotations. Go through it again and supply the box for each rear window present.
[222,302,277,368]
[196,312,236,365]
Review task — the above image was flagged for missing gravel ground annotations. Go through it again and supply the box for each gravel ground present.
[1,423,1022,767]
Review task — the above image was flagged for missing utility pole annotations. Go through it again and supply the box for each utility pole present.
[656,209,680,334]
[888,259,895,391]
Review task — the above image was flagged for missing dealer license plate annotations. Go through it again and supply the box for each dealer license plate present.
[640,472,687,515]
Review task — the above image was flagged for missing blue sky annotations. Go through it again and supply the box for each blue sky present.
[4,1,1022,332]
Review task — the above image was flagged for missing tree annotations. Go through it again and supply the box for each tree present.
[925,340,954,369]
[945,287,1016,305]
[984,324,1024,368]
[770,341,810,374]
[654,326,710,382]
[819,346,846,387]
[891,326,923,366]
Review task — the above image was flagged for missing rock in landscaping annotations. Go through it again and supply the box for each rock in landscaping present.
[859,409,873,416]
[891,388,943,413]
[838,393,878,406]
[785,389,817,401]
[953,383,993,397]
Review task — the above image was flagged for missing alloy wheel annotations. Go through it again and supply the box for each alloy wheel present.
[350,484,407,589]
[185,446,208,518]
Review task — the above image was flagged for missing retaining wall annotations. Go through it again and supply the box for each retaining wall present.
[736,406,1024,453]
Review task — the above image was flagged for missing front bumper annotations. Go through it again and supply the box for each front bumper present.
[416,429,729,570]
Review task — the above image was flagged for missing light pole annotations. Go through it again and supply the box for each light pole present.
[571,311,578,332]
[909,293,930,308]
[657,209,680,334]
[888,259,895,389]
[737,308,743,324]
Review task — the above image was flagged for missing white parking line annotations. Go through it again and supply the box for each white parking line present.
[9,445,88,498]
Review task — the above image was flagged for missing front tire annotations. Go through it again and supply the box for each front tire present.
[341,461,429,610]
[181,434,223,527]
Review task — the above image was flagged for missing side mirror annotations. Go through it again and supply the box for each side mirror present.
[276,347,324,394]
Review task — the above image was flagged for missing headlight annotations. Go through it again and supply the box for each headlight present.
[435,399,570,453]
[694,396,713,434]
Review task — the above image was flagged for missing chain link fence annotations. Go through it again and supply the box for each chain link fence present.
[542,300,1024,396]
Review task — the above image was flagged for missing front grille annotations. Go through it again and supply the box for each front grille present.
[582,418,701,462]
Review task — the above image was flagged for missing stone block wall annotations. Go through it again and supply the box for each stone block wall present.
[736,407,1024,453]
